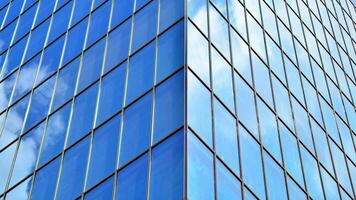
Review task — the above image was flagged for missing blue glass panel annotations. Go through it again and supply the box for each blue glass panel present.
[209,5,230,59]
[31,158,60,200]
[240,126,266,200]
[11,55,39,103]
[126,42,154,104]
[38,35,65,83]
[104,19,131,72]
[235,74,258,138]
[9,123,44,187]
[13,4,36,42]
[287,176,307,200]
[264,152,287,200]
[86,1,110,46]
[257,99,281,162]
[291,99,314,152]
[321,167,340,200]
[159,0,183,31]
[211,49,234,112]
[86,115,120,189]
[0,143,16,194]
[252,53,273,107]
[131,1,157,52]
[0,71,17,112]
[187,0,208,35]
[47,1,72,43]
[24,76,55,131]
[279,122,304,187]
[188,72,212,147]
[300,146,324,200]
[116,154,149,200]
[0,95,29,149]
[214,99,239,174]
[35,0,56,26]
[52,58,80,110]
[272,76,293,128]
[57,137,90,200]
[119,92,152,166]
[188,132,214,200]
[25,19,50,61]
[230,30,251,84]
[72,0,91,26]
[0,20,16,54]
[154,70,184,143]
[5,176,31,200]
[216,160,241,200]
[39,102,71,166]
[150,130,183,200]
[78,38,105,92]
[62,18,87,65]
[157,21,184,82]
[85,177,114,200]
[111,0,133,27]
[228,0,246,38]
[135,0,150,11]
[187,22,210,85]
[2,35,28,76]
[3,0,23,26]
[67,83,98,146]
[96,63,126,125]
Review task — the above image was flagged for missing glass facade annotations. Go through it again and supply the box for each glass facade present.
[0,0,355,199]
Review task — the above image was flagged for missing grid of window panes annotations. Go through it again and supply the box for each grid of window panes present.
[0,0,184,199]
[187,0,355,199]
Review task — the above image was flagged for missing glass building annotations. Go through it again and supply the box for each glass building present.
[0,0,355,199]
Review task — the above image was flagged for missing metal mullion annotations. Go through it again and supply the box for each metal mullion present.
[112,0,136,198]
[183,0,188,197]
[52,0,86,199]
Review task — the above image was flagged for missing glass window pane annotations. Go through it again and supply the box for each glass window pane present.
[211,49,234,112]
[31,158,60,200]
[24,76,55,131]
[67,83,98,146]
[0,71,17,112]
[321,167,340,200]
[57,137,90,200]
[209,5,230,59]
[71,0,91,26]
[10,123,44,187]
[78,38,105,92]
[0,143,17,194]
[0,95,29,149]
[264,152,287,200]
[240,126,266,200]
[187,132,214,200]
[279,122,304,187]
[52,58,80,110]
[150,130,184,200]
[85,177,114,200]
[214,99,239,174]
[126,42,155,104]
[216,160,241,200]
[157,21,184,82]
[39,36,65,83]
[25,19,49,61]
[272,76,293,129]
[159,0,183,32]
[35,0,56,26]
[39,102,71,166]
[187,0,208,35]
[188,72,212,147]
[47,2,72,43]
[96,63,126,125]
[116,153,149,200]
[131,1,157,52]
[86,115,120,189]
[300,146,324,200]
[105,19,131,72]
[2,36,28,78]
[252,52,273,107]
[230,30,251,84]
[62,18,88,65]
[119,92,152,166]
[235,74,258,138]
[111,0,133,27]
[257,99,281,163]
[187,22,210,85]
[287,176,307,200]
[86,2,110,46]
[5,176,32,200]
[154,70,184,143]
